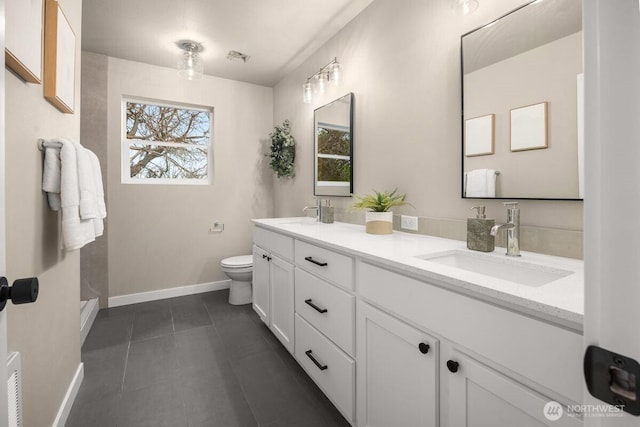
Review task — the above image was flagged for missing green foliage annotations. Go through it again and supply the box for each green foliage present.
[352,188,410,212]
[269,120,296,178]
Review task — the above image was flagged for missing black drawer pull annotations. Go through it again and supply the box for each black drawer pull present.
[305,256,328,267]
[418,342,430,354]
[305,299,328,314]
[447,360,460,373]
[305,350,328,371]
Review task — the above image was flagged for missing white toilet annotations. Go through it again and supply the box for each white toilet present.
[220,255,253,305]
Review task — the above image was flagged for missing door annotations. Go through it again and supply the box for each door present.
[0,0,9,424]
[252,245,270,325]
[445,351,581,427]
[269,255,294,353]
[584,1,640,425]
[356,302,438,427]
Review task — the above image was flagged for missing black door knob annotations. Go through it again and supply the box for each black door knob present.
[418,342,430,354]
[447,360,460,373]
[0,276,39,311]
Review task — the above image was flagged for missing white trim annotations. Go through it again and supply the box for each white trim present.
[108,279,231,308]
[80,298,99,345]
[51,363,84,427]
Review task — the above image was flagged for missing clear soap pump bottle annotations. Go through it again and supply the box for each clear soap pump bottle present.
[467,206,495,252]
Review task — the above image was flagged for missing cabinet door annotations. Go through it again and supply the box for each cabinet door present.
[252,245,270,325]
[445,350,581,427]
[357,302,438,427]
[269,255,295,353]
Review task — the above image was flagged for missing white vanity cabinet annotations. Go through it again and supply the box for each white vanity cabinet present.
[443,349,582,427]
[356,302,438,427]
[252,220,584,427]
[252,228,295,353]
[293,240,356,423]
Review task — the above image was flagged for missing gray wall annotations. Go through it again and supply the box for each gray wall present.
[103,57,274,299]
[5,0,82,424]
[80,52,109,307]
[273,0,583,259]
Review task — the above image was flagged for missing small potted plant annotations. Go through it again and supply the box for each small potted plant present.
[352,188,410,234]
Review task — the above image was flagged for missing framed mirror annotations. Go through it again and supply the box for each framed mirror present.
[461,0,583,200]
[314,93,354,197]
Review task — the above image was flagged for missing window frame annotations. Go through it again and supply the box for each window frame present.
[315,122,351,188]
[121,97,214,185]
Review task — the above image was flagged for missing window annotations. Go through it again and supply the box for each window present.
[316,122,351,187]
[122,98,213,184]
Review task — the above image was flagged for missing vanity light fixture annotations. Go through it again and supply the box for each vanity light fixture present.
[177,41,204,80]
[452,0,479,15]
[302,57,343,104]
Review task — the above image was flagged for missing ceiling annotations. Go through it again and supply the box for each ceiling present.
[82,0,374,87]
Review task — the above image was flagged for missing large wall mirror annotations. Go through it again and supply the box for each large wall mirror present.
[462,0,583,200]
[314,93,354,197]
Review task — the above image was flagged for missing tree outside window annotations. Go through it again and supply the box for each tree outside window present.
[123,99,212,183]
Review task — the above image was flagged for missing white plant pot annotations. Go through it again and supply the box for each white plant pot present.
[365,211,393,235]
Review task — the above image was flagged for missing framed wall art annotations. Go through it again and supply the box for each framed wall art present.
[510,102,548,152]
[44,0,76,113]
[5,0,43,83]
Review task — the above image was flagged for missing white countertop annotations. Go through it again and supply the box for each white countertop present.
[252,217,584,331]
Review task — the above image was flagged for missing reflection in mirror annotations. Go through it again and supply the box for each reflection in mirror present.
[314,93,354,196]
[462,0,583,199]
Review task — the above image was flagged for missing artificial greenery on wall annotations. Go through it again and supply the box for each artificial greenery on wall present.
[269,120,296,178]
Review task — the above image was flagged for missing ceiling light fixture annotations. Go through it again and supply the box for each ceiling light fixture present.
[177,41,204,80]
[451,0,479,15]
[302,57,344,104]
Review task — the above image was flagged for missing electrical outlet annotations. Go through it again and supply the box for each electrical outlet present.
[400,215,418,231]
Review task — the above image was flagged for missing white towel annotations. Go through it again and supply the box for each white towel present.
[42,147,62,211]
[465,169,497,197]
[87,150,106,237]
[57,139,96,250]
[72,141,99,220]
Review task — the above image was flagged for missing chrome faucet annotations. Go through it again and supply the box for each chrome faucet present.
[490,202,521,257]
[303,199,322,222]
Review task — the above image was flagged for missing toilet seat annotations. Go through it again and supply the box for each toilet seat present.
[221,255,253,269]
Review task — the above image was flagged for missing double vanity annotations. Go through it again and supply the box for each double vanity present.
[252,217,583,427]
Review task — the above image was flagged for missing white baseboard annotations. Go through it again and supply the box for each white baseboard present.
[52,362,84,427]
[80,298,99,345]
[108,279,231,308]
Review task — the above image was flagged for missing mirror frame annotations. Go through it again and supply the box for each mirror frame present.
[460,0,583,201]
[313,92,354,197]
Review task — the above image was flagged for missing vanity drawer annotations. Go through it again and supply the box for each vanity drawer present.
[295,314,355,423]
[254,227,294,261]
[295,240,354,290]
[295,267,355,356]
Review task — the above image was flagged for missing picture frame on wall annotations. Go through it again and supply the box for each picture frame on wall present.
[44,0,76,114]
[510,102,548,152]
[464,114,495,157]
[5,0,44,83]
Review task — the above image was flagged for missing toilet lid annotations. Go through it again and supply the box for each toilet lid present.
[221,255,253,268]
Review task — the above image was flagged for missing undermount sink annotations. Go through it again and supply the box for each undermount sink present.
[416,250,574,287]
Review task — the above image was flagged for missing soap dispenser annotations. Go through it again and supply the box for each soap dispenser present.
[467,206,495,252]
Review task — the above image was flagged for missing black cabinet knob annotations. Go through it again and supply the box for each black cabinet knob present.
[418,342,430,354]
[447,360,460,373]
[0,276,39,311]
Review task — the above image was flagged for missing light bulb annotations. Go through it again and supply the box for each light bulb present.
[452,0,479,15]
[329,61,343,86]
[303,81,313,104]
[315,71,327,95]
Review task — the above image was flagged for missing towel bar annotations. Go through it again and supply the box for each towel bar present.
[37,139,62,151]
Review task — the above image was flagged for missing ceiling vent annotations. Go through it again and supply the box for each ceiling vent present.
[226,50,250,63]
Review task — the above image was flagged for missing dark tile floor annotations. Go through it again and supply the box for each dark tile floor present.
[66,290,350,427]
